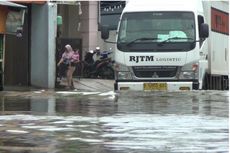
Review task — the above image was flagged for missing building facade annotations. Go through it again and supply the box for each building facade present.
[0,1,125,89]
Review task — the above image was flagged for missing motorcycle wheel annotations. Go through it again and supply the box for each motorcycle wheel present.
[82,64,91,78]
[99,66,114,79]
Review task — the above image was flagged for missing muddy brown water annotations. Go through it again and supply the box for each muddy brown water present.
[0,90,228,153]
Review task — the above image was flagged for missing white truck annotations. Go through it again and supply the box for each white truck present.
[101,0,229,91]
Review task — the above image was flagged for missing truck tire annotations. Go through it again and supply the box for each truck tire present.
[202,73,209,90]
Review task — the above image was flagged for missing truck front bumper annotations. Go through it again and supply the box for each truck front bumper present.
[114,80,199,91]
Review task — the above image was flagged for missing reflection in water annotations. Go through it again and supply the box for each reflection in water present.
[0,97,30,112]
[0,90,228,153]
[31,98,56,115]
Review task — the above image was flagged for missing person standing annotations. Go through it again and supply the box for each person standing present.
[57,44,75,89]
[70,48,80,89]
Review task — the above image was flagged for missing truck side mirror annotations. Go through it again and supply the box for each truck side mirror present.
[101,25,109,40]
[200,23,209,38]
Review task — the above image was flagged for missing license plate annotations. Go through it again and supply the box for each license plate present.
[144,83,167,91]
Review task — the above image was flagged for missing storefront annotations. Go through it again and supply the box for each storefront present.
[0,1,26,90]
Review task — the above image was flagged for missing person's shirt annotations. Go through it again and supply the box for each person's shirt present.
[62,51,74,64]
[71,51,80,63]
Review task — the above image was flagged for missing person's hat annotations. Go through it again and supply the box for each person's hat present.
[96,47,100,50]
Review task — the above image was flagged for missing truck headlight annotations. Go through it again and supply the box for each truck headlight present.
[115,63,132,80]
[179,62,199,79]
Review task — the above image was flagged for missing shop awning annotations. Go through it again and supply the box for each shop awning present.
[0,1,27,8]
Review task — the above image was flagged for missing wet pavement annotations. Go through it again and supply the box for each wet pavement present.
[57,78,114,92]
[0,81,228,153]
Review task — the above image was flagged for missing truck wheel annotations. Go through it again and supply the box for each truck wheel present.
[202,73,208,90]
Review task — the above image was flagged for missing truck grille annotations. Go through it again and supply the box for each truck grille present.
[132,66,178,78]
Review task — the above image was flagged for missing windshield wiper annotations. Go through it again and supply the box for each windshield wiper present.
[127,37,160,46]
[157,37,194,46]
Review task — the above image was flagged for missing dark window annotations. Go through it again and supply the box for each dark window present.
[99,1,125,30]
[117,12,196,52]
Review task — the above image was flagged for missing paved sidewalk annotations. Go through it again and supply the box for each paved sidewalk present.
[58,78,114,92]
[0,79,114,98]
[2,78,114,92]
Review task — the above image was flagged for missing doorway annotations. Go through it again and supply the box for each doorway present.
[4,8,30,86]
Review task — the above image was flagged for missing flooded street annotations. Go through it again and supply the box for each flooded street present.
[0,90,228,153]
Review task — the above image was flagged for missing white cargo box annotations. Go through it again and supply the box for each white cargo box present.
[203,1,229,76]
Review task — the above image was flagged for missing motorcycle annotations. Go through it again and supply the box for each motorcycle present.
[82,50,114,79]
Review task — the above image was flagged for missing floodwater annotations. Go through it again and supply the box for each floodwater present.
[0,90,228,153]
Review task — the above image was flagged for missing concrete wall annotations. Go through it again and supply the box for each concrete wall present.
[31,3,57,88]
[58,2,116,57]
[58,4,81,38]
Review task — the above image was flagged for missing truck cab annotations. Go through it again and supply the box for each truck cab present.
[101,0,214,91]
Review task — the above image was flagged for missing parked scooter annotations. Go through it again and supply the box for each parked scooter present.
[96,51,114,79]
[82,50,114,79]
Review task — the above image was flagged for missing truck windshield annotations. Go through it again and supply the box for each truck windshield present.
[117,12,196,52]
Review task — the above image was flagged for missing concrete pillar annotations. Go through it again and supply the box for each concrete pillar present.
[31,3,57,88]
[80,1,98,55]
[88,1,98,50]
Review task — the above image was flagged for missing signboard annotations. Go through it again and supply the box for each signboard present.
[6,9,25,34]
[0,2,26,35]
[0,6,8,34]
[50,1,79,5]
[211,7,229,35]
